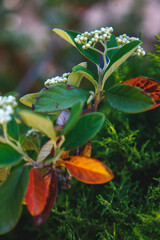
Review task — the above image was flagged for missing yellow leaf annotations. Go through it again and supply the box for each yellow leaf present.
[23,138,39,153]
[67,62,87,87]
[19,111,56,140]
[53,28,76,47]
[20,93,38,108]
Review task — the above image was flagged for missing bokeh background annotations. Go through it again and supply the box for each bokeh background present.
[1,0,160,96]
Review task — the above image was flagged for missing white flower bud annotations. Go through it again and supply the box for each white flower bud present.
[101,27,105,32]
[84,31,89,36]
[86,43,91,48]
[141,50,145,56]
[83,37,88,42]
[80,36,84,41]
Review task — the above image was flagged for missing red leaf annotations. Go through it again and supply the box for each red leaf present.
[33,169,58,226]
[63,156,114,184]
[122,77,160,109]
[25,168,48,216]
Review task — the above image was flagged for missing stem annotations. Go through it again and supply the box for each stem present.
[90,47,104,56]
[105,46,119,52]
[90,43,120,110]
[2,122,35,164]
[103,52,107,67]
[101,40,108,67]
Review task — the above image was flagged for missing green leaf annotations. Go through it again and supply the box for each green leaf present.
[19,111,56,140]
[73,65,98,89]
[33,84,90,113]
[63,112,105,150]
[7,117,19,141]
[53,28,100,65]
[106,34,118,60]
[105,84,154,113]
[67,62,87,87]
[59,102,83,135]
[102,40,141,88]
[0,142,22,167]
[20,93,38,108]
[0,165,29,235]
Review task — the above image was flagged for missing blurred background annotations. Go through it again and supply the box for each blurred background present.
[0,0,160,96]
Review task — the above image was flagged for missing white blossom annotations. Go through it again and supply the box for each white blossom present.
[0,95,17,124]
[74,26,114,49]
[0,109,12,124]
[116,34,145,56]
[44,72,70,86]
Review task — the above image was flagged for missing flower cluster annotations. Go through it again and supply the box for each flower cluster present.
[0,95,17,124]
[44,72,70,86]
[116,34,145,56]
[74,27,114,49]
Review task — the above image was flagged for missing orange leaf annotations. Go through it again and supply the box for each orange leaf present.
[81,141,92,157]
[122,77,160,109]
[33,169,58,226]
[63,156,114,184]
[25,168,48,216]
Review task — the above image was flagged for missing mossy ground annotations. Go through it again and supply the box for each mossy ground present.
[2,39,160,240]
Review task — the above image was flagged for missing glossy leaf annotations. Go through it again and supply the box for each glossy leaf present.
[0,142,22,167]
[33,84,89,113]
[63,112,105,150]
[20,93,38,108]
[122,77,160,109]
[53,28,100,65]
[63,156,113,184]
[7,117,19,141]
[105,84,155,113]
[73,65,98,89]
[25,169,48,216]
[67,62,87,87]
[102,40,141,87]
[0,165,29,235]
[59,102,83,135]
[19,111,56,140]
[36,140,55,163]
[33,169,58,226]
